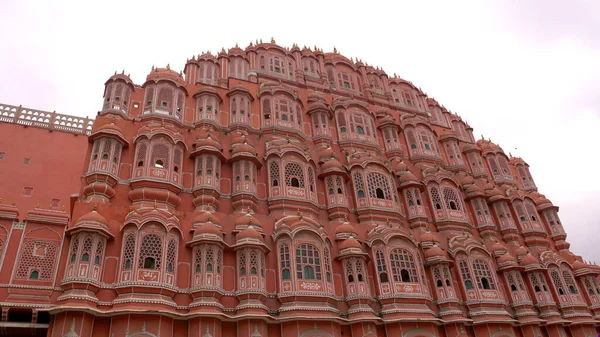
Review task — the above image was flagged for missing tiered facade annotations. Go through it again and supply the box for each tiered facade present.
[0,40,599,337]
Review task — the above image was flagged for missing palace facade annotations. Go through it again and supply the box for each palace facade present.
[0,39,598,337]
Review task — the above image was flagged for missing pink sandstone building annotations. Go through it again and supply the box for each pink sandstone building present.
[0,39,598,337]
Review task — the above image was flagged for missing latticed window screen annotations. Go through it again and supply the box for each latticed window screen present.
[308,167,316,192]
[135,142,148,167]
[324,247,332,282]
[459,260,473,289]
[551,269,565,295]
[355,259,364,282]
[430,187,442,210]
[375,249,388,282]
[151,142,170,169]
[443,187,462,211]
[269,160,281,187]
[216,249,222,274]
[562,268,578,294]
[279,243,291,279]
[366,172,392,200]
[249,250,258,275]
[472,259,496,290]
[81,236,93,262]
[173,148,183,172]
[137,234,163,270]
[389,249,418,283]
[122,232,136,269]
[16,241,58,280]
[353,173,365,198]
[442,266,452,286]
[144,86,155,107]
[194,247,202,274]
[284,162,305,187]
[346,260,354,282]
[326,177,334,195]
[157,86,174,111]
[335,177,344,194]
[295,244,321,280]
[239,250,247,275]
[69,236,80,264]
[166,238,177,273]
[94,238,104,265]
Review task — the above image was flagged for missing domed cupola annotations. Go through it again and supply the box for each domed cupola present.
[63,205,112,290]
[233,208,262,233]
[187,221,225,247]
[190,129,225,211]
[191,211,222,231]
[520,253,542,271]
[66,207,114,239]
[84,119,129,202]
[424,244,449,265]
[316,144,351,220]
[229,133,261,212]
[495,252,518,270]
[101,71,135,117]
[141,65,188,122]
[334,216,357,240]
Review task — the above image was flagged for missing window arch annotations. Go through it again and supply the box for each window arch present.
[63,232,107,282]
[295,244,321,280]
[428,184,467,222]
[142,83,185,120]
[138,234,162,270]
[88,137,123,175]
[336,109,377,143]
[375,249,389,283]
[472,259,496,290]
[230,94,251,124]
[15,240,58,282]
[285,162,305,188]
[405,126,440,158]
[459,260,474,290]
[279,243,291,280]
[261,95,302,131]
[196,94,220,122]
[389,249,418,283]
[367,172,392,200]
[195,154,221,190]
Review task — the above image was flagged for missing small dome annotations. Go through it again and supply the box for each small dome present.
[425,246,446,258]
[76,210,109,226]
[466,184,483,194]
[317,146,335,160]
[90,122,128,144]
[516,246,529,256]
[492,241,506,252]
[572,260,586,271]
[521,254,539,266]
[461,175,474,186]
[399,171,419,184]
[391,159,408,172]
[421,230,438,243]
[339,237,362,250]
[322,157,343,171]
[193,223,222,236]
[232,143,256,156]
[335,222,357,235]
[145,66,186,87]
[487,187,503,197]
[237,226,263,241]
[106,72,134,86]
[534,194,552,206]
[498,252,516,264]
[194,133,221,150]
[192,212,221,227]
[235,212,261,228]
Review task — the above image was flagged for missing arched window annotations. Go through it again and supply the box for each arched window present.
[337,109,376,143]
[137,234,162,270]
[269,160,281,188]
[295,244,321,280]
[366,172,392,200]
[389,249,418,283]
[561,268,578,294]
[472,259,496,290]
[285,162,305,188]
[459,260,473,290]
[375,250,389,283]
[550,269,565,295]
[280,243,291,280]
[443,187,462,211]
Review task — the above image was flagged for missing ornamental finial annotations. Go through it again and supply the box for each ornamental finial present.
[271,37,275,43]
[93,203,97,211]
[166,64,170,70]
[333,46,337,53]
[154,200,157,209]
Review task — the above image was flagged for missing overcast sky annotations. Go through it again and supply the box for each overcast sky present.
[1,0,598,263]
